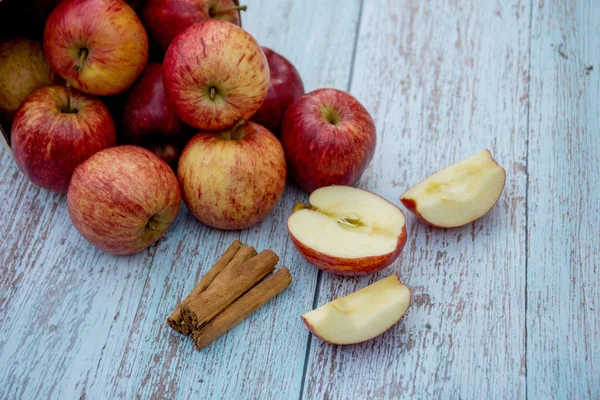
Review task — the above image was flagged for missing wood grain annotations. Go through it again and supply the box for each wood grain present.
[527,0,600,398]
[302,0,530,398]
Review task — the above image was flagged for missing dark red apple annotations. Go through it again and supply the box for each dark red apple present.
[122,63,191,144]
[250,47,304,134]
[149,143,183,170]
[280,88,376,193]
[142,0,245,54]
[68,145,181,255]
[163,20,269,130]
[11,85,116,193]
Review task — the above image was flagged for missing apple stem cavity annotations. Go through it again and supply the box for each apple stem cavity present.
[209,87,217,101]
[62,81,78,114]
[73,48,89,72]
[321,107,342,126]
[292,202,315,213]
[211,5,247,16]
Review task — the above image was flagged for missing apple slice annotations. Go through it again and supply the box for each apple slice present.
[400,149,506,228]
[301,274,411,345]
[287,186,407,276]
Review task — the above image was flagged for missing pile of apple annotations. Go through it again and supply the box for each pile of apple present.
[0,0,507,345]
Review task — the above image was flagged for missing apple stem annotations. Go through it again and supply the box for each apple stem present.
[212,5,247,15]
[209,87,216,101]
[65,81,72,113]
[73,48,88,72]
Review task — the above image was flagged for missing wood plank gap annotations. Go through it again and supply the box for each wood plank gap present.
[298,1,365,398]
[524,1,534,399]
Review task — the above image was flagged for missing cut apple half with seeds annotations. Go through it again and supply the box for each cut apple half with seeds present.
[301,274,411,345]
[400,149,506,228]
[287,185,407,276]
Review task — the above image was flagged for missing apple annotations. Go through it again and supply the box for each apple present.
[122,63,191,145]
[11,84,116,193]
[178,121,286,230]
[163,20,269,130]
[302,274,411,345]
[0,39,57,126]
[400,149,506,228]
[44,0,149,96]
[142,0,245,54]
[250,47,305,134]
[280,88,376,193]
[67,145,181,255]
[149,143,182,170]
[288,185,407,276]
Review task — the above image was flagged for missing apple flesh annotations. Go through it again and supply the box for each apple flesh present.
[288,186,407,276]
[178,121,286,230]
[163,20,269,130]
[11,85,116,193]
[142,0,244,54]
[0,39,57,125]
[281,88,376,193]
[250,47,305,134]
[44,0,149,96]
[400,149,506,228]
[302,274,411,345]
[67,145,181,255]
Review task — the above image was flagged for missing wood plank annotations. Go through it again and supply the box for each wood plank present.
[527,0,600,398]
[82,1,363,399]
[302,0,530,398]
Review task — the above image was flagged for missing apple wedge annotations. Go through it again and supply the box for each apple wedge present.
[400,149,506,228]
[301,274,411,345]
[287,186,407,276]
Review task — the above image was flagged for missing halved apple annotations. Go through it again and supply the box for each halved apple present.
[400,149,506,228]
[287,186,407,276]
[301,274,411,345]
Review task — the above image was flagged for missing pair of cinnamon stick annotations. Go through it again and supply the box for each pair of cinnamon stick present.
[167,240,292,350]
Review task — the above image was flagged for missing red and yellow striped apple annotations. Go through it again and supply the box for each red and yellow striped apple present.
[67,145,181,255]
[44,0,149,96]
[163,20,269,130]
[11,85,116,193]
[178,122,286,230]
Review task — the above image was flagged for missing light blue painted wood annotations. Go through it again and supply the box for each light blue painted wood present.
[527,0,600,398]
[0,0,598,398]
[303,0,530,398]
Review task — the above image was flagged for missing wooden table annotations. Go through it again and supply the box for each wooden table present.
[1,0,598,398]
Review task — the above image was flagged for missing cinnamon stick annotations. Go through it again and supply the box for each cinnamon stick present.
[181,250,279,331]
[167,241,257,334]
[192,267,292,350]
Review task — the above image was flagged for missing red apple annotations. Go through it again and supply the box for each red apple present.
[44,0,149,96]
[250,47,304,134]
[178,121,286,230]
[0,39,57,126]
[288,186,407,276]
[11,85,116,193]
[280,89,376,193]
[149,142,183,170]
[122,63,191,145]
[163,20,269,130]
[67,145,181,255]
[142,0,245,54]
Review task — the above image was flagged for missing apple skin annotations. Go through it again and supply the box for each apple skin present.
[67,145,181,255]
[142,0,242,54]
[149,142,183,170]
[0,39,57,126]
[288,224,407,276]
[163,20,269,130]
[122,63,192,145]
[250,48,305,134]
[11,85,116,193]
[280,88,376,193]
[178,122,286,230]
[43,0,149,96]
